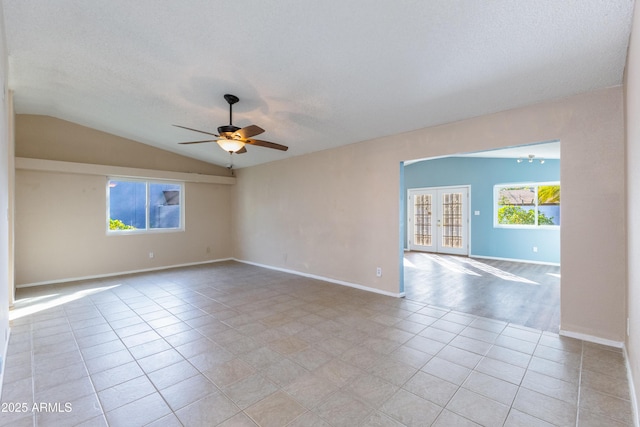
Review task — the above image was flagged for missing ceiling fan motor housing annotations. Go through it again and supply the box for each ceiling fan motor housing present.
[218,125,241,137]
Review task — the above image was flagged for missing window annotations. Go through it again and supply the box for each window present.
[108,179,184,233]
[495,182,560,227]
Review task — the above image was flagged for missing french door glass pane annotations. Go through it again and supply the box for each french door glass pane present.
[414,194,432,246]
[441,192,463,248]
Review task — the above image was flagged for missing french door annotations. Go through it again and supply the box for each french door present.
[408,186,469,255]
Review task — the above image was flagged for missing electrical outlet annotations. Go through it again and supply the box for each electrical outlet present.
[149,252,154,259]
[376,267,382,277]
[532,247,538,253]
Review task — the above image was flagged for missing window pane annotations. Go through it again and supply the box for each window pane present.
[537,185,560,226]
[414,194,432,246]
[496,184,560,227]
[497,186,536,225]
[498,186,535,206]
[442,192,463,248]
[149,183,181,229]
[109,180,146,230]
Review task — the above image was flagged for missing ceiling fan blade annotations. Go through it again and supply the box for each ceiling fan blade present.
[178,139,217,144]
[233,125,264,139]
[246,139,289,151]
[236,146,248,154]
[173,124,219,138]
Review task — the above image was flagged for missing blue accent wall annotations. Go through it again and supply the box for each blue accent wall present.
[404,157,560,264]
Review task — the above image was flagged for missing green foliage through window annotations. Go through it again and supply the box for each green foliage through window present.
[537,185,560,205]
[496,183,560,227]
[109,218,136,230]
[497,206,554,225]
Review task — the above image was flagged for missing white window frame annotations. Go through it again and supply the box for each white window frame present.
[107,177,185,234]
[494,181,560,229]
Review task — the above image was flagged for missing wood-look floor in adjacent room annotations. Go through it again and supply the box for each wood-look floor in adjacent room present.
[404,252,560,333]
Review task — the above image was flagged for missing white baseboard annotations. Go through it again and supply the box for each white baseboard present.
[469,254,560,267]
[559,329,624,348]
[235,259,405,298]
[17,258,406,299]
[15,258,234,288]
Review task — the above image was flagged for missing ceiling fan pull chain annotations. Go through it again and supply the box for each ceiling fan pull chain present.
[228,152,234,171]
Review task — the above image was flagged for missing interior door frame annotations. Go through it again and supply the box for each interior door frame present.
[407,185,470,256]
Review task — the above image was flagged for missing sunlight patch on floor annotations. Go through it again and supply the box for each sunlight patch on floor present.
[458,257,539,285]
[10,284,120,321]
[403,257,417,268]
[418,253,482,276]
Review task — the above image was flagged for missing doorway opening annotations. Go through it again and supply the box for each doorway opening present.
[400,141,561,332]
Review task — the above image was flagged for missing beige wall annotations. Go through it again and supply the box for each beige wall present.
[236,142,401,294]
[15,171,233,285]
[236,87,627,342]
[14,116,235,285]
[626,0,640,416]
[16,115,233,177]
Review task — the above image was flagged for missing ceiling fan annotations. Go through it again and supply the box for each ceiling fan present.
[174,94,288,155]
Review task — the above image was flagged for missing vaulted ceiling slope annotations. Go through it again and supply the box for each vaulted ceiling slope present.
[1,1,634,168]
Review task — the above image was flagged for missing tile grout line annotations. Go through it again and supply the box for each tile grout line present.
[112,278,319,426]
[71,287,168,426]
[29,321,35,427]
[65,294,114,425]
[511,326,546,426]
[429,312,486,427]
[575,340,585,426]
[107,284,206,425]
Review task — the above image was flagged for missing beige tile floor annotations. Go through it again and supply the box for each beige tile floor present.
[0,261,634,426]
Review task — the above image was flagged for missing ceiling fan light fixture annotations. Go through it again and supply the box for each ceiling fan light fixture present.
[176,94,288,154]
[216,139,245,153]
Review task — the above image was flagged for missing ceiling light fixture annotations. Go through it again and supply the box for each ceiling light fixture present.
[517,154,545,164]
[216,139,245,153]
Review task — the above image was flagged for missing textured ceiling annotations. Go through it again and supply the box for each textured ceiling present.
[1,1,634,168]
